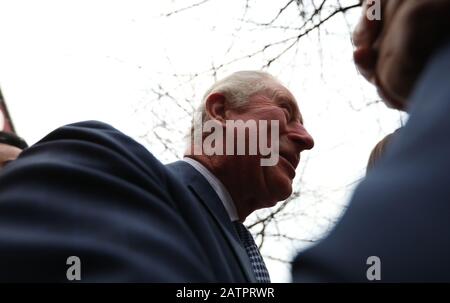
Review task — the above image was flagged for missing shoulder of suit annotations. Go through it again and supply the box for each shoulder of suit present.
[29,120,169,182]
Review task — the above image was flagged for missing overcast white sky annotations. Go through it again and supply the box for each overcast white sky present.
[0,0,405,282]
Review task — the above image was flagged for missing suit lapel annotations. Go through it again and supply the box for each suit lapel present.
[167,161,256,283]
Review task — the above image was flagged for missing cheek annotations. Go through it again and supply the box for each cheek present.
[260,109,286,123]
[254,111,287,141]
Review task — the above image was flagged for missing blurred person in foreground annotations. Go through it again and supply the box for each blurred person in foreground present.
[0,131,27,169]
[293,0,450,282]
[0,71,314,282]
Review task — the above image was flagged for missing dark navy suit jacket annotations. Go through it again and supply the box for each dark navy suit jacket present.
[293,41,450,282]
[0,121,256,282]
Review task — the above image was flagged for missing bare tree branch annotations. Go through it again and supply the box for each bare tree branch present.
[163,0,214,17]
[262,0,296,26]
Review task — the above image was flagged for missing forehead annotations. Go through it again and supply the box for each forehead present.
[271,84,296,103]
[259,80,295,101]
[259,81,303,121]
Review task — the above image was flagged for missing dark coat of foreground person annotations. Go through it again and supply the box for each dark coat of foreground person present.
[0,120,256,282]
[293,41,450,282]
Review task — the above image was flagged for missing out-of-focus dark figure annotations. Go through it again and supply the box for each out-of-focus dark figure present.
[293,0,450,282]
[0,131,28,169]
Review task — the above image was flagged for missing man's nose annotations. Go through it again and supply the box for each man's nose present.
[286,123,314,151]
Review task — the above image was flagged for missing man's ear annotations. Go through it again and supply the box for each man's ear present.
[205,93,227,125]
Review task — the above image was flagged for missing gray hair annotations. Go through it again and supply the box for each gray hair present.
[190,71,280,140]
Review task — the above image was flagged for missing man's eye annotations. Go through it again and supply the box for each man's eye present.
[282,108,290,121]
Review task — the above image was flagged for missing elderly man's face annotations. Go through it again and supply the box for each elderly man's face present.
[225,81,314,208]
[0,143,22,168]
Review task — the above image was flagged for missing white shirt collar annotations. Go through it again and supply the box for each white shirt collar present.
[182,157,239,222]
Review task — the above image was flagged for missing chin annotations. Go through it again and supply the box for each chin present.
[270,176,293,204]
[278,184,293,201]
[263,166,294,204]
